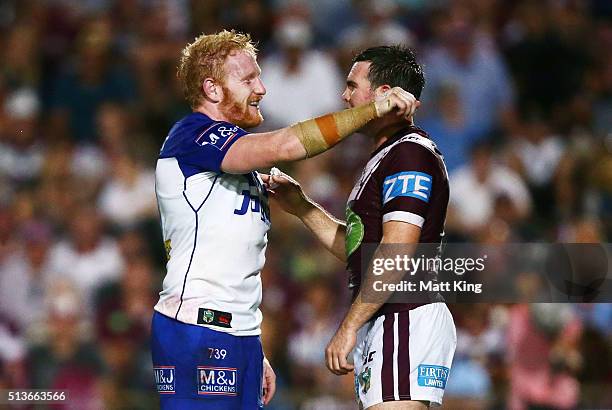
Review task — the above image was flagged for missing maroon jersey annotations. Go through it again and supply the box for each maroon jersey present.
[345,126,449,316]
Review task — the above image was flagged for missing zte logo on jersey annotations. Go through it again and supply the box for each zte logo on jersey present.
[197,367,238,396]
[154,366,176,394]
[196,124,239,151]
[383,171,432,204]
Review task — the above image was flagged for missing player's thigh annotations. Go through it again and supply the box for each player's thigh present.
[367,400,429,410]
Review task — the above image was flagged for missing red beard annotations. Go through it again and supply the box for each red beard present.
[220,86,263,129]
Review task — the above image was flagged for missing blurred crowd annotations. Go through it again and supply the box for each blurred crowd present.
[0,0,611,409]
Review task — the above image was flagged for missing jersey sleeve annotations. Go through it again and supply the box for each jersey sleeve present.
[181,121,248,173]
[379,143,438,228]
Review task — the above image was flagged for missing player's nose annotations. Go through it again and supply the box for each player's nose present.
[341,88,350,102]
[254,78,266,95]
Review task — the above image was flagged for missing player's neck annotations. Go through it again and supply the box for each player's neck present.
[371,120,414,150]
[193,103,230,123]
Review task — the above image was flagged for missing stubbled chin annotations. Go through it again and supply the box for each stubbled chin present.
[237,110,263,128]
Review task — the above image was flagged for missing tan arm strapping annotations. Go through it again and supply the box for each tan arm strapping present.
[290,102,379,157]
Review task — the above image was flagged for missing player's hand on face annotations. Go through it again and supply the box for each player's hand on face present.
[374,86,420,120]
[260,168,310,217]
[325,325,357,376]
[262,358,276,405]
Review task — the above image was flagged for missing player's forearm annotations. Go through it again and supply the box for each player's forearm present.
[223,102,378,172]
[342,237,419,330]
[287,102,378,158]
[297,201,347,262]
[339,250,389,332]
[266,102,380,163]
[339,291,383,332]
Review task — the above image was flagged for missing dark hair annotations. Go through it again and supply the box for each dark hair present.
[352,45,425,99]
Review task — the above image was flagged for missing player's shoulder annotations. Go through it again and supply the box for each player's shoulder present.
[384,129,442,166]
[375,127,449,186]
[172,112,241,142]
[161,113,245,157]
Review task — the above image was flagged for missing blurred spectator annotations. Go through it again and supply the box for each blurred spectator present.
[0,321,26,389]
[223,0,274,49]
[0,207,18,264]
[129,2,188,137]
[1,23,40,90]
[28,280,105,409]
[591,55,612,137]
[448,143,531,236]
[504,1,590,123]
[0,88,44,184]
[445,305,506,406]
[47,206,124,308]
[420,6,515,139]
[95,258,157,409]
[49,18,136,142]
[96,258,156,341]
[288,281,339,373]
[260,17,344,128]
[506,110,566,225]
[336,0,415,69]
[0,221,52,334]
[507,304,582,410]
[98,150,157,228]
[420,83,484,172]
[575,303,612,407]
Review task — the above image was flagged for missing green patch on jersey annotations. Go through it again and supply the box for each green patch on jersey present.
[345,205,364,257]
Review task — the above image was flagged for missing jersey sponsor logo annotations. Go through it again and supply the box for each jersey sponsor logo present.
[197,366,238,396]
[417,364,449,389]
[234,174,271,223]
[345,204,364,257]
[154,366,176,394]
[195,124,240,151]
[382,171,432,204]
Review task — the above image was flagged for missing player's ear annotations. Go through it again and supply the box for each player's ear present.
[374,85,391,98]
[202,78,222,103]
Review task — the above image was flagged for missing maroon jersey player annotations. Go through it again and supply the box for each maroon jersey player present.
[264,46,456,409]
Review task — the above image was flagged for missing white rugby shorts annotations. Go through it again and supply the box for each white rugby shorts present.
[353,303,456,409]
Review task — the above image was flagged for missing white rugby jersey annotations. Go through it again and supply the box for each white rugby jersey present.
[154,112,271,336]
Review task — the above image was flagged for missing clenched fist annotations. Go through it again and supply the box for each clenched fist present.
[374,87,420,120]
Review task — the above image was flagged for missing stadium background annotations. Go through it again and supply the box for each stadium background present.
[0,0,611,408]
